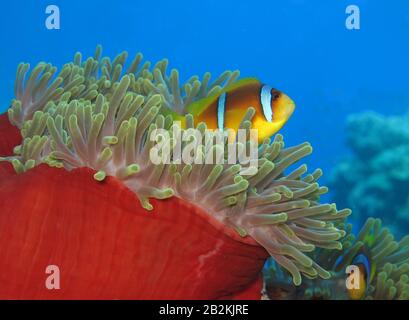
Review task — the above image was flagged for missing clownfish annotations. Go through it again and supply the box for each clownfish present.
[341,247,376,300]
[347,253,371,300]
[162,78,295,143]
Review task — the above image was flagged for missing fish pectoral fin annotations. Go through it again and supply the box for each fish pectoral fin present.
[225,109,247,128]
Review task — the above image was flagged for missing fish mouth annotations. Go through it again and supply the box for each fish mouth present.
[287,101,296,118]
[281,93,296,119]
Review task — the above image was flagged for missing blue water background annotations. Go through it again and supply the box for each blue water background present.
[1,0,408,210]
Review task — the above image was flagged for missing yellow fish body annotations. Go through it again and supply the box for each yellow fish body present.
[163,78,295,143]
[346,250,376,300]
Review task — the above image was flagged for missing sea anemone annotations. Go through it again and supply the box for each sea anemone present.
[0,162,270,299]
[0,46,350,299]
[0,113,21,156]
[263,217,409,300]
[334,218,409,300]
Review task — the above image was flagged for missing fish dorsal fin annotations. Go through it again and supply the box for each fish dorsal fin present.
[223,77,260,93]
[186,77,261,116]
[186,93,219,117]
[342,245,376,284]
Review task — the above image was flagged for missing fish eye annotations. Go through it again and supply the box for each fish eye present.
[271,90,281,101]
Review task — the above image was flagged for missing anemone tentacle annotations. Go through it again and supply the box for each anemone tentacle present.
[263,217,409,299]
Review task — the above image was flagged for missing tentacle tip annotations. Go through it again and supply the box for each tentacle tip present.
[293,275,302,286]
[141,198,154,211]
[93,170,106,182]
[234,226,248,238]
[159,188,175,199]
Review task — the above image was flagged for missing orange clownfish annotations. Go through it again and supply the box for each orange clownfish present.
[163,78,295,143]
[346,251,376,300]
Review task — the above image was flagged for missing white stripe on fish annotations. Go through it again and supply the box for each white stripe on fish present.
[217,92,226,130]
[260,85,273,122]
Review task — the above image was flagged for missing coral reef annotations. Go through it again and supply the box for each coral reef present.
[329,110,409,237]
[0,46,352,298]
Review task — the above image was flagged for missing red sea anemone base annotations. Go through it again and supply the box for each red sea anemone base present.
[0,162,268,299]
[0,113,21,156]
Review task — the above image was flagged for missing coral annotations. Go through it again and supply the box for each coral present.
[0,46,350,296]
[329,110,409,236]
[263,217,409,300]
